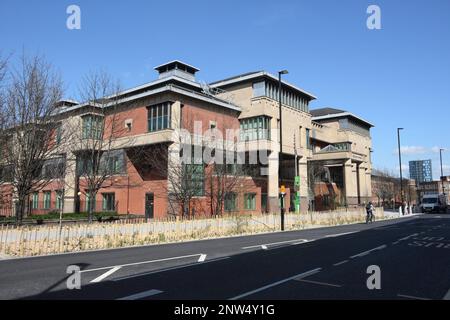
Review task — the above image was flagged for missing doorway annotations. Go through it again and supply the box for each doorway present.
[145,193,154,219]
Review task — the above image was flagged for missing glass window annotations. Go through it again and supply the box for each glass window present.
[85,193,95,212]
[240,116,271,141]
[102,193,116,211]
[43,191,51,210]
[31,193,39,209]
[148,102,171,132]
[244,193,256,210]
[306,128,312,150]
[82,115,103,140]
[252,81,266,97]
[56,190,64,210]
[225,192,237,211]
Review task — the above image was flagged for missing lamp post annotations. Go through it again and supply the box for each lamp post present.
[397,128,404,213]
[278,70,288,231]
[440,148,445,195]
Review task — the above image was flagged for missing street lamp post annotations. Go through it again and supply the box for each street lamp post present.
[440,148,445,195]
[397,128,404,214]
[278,70,288,231]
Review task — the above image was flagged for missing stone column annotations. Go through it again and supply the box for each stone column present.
[267,150,279,213]
[344,159,358,206]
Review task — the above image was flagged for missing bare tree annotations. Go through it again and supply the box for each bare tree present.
[68,70,132,223]
[372,169,394,207]
[0,54,63,224]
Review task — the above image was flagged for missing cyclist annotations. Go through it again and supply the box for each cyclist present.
[366,201,375,224]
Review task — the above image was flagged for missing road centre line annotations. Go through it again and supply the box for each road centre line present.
[296,279,341,288]
[80,253,204,273]
[242,239,309,250]
[90,266,122,283]
[350,245,387,259]
[397,294,431,300]
[117,289,163,300]
[333,260,349,266]
[229,268,322,300]
[443,287,450,300]
[113,256,231,282]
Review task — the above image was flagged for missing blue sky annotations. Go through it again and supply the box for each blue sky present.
[1,0,450,179]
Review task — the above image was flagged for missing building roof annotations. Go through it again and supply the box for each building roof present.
[310,107,374,128]
[209,71,317,100]
[309,108,346,117]
[154,60,200,74]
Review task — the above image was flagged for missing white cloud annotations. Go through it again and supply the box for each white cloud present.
[393,146,427,155]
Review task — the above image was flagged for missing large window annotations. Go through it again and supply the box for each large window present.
[254,81,309,112]
[185,164,204,196]
[56,190,64,210]
[85,193,95,212]
[244,193,256,210]
[31,193,39,209]
[43,191,51,210]
[102,193,116,211]
[224,192,237,212]
[306,128,312,150]
[82,115,103,139]
[240,116,270,141]
[148,102,172,132]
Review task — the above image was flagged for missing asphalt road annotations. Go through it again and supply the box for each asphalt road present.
[1,213,449,300]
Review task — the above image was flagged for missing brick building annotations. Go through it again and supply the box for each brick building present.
[0,61,374,218]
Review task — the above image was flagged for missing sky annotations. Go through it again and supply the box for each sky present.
[1,0,450,179]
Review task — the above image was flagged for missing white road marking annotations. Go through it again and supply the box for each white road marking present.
[198,254,207,262]
[443,287,450,300]
[397,294,431,300]
[229,268,322,300]
[90,266,122,283]
[117,289,163,300]
[398,233,419,241]
[80,253,203,273]
[333,260,349,266]
[113,256,231,281]
[261,245,268,250]
[324,231,358,238]
[242,239,308,250]
[350,245,387,259]
[296,279,341,288]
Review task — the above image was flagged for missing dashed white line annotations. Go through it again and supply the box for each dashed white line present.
[90,266,122,283]
[117,289,163,300]
[198,254,207,262]
[443,287,450,300]
[296,279,341,288]
[242,239,308,250]
[229,268,322,300]
[397,294,431,300]
[350,245,387,259]
[333,260,349,266]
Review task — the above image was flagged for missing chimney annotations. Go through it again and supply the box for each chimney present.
[154,60,199,82]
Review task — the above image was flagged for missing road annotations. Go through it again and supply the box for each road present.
[0,213,449,300]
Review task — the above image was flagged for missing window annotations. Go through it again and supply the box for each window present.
[31,193,39,209]
[85,193,95,212]
[43,191,51,210]
[148,102,172,132]
[224,192,237,211]
[185,164,205,196]
[102,193,116,211]
[209,121,217,129]
[56,190,64,210]
[56,124,62,145]
[306,128,312,150]
[240,116,270,141]
[244,193,256,210]
[82,115,103,139]
[252,81,266,97]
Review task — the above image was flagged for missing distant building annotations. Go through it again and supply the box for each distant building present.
[409,160,433,183]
